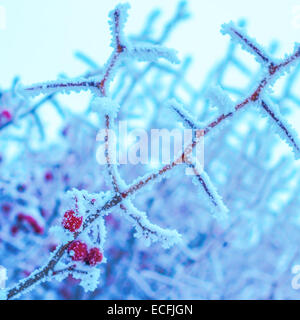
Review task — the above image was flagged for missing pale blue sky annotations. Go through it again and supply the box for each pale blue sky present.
[0,0,300,87]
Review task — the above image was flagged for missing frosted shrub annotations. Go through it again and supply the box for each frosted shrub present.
[1,1,300,300]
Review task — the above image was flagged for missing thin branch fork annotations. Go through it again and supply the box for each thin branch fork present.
[24,7,127,99]
[204,47,300,135]
[99,8,126,96]
[1,7,127,133]
[224,24,300,77]
[167,103,224,211]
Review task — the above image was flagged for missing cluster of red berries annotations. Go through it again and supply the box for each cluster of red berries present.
[68,241,103,266]
[62,209,103,266]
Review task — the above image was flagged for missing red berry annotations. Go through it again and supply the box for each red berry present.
[85,248,103,266]
[68,241,88,261]
[11,225,19,235]
[62,210,83,232]
[49,244,57,252]
[1,110,12,121]
[44,171,53,181]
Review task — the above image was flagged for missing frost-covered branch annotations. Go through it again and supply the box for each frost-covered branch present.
[120,201,181,249]
[188,162,228,220]
[222,22,272,65]
[260,99,300,159]
[167,99,228,218]
[21,78,101,98]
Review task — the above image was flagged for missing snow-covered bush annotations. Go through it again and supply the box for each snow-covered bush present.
[1,1,300,299]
